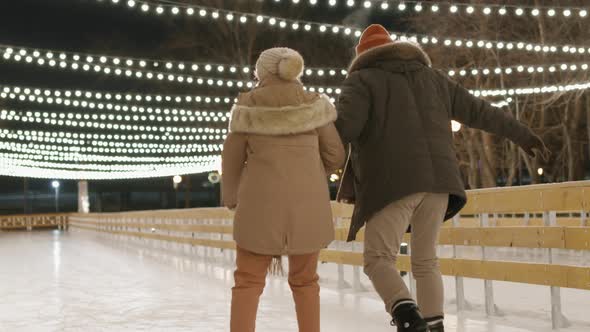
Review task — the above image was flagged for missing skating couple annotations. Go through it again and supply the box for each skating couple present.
[222,24,548,332]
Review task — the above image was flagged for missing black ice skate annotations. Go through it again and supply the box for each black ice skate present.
[425,317,445,332]
[428,322,444,332]
[390,300,429,332]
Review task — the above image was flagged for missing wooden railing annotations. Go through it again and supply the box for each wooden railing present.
[7,181,590,330]
[0,213,69,231]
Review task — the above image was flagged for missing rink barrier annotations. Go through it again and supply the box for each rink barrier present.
[69,219,590,290]
[16,180,590,330]
[0,213,69,231]
[70,219,590,250]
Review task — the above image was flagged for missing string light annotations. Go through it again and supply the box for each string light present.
[0,108,229,134]
[251,0,590,20]
[0,161,220,180]
[90,1,590,56]
[0,128,225,143]
[0,154,219,172]
[6,43,588,85]
[447,62,590,77]
[0,129,223,150]
[1,84,237,107]
[0,141,221,162]
[1,49,254,89]
[0,156,213,172]
[0,85,231,123]
[2,44,351,79]
[0,106,227,126]
[0,45,257,79]
[0,139,222,155]
[0,142,220,163]
[470,81,590,98]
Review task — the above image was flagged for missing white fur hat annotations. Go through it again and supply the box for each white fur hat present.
[255,47,304,81]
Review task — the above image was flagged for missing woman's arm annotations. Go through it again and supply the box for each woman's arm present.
[221,133,248,209]
[317,123,346,174]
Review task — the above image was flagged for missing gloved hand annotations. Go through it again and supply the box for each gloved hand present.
[336,156,355,205]
[522,134,551,161]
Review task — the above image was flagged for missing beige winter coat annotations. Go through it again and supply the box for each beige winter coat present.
[222,77,346,255]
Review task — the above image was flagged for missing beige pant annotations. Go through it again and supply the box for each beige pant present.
[363,192,448,319]
[231,248,320,332]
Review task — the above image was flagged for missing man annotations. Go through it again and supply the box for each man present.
[335,25,548,332]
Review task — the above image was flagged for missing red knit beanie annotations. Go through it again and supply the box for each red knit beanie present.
[356,24,393,55]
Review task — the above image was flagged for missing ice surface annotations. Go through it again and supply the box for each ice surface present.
[0,230,589,332]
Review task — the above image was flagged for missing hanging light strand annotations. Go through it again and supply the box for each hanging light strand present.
[0,44,349,78]
[471,80,590,98]
[0,108,229,134]
[0,155,216,173]
[257,0,589,20]
[91,0,590,56]
[0,141,219,163]
[0,140,222,157]
[0,128,224,143]
[0,129,223,150]
[448,62,590,77]
[6,44,589,84]
[0,86,230,123]
[0,161,220,180]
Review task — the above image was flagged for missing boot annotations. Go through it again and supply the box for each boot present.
[426,316,444,332]
[428,323,444,332]
[390,300,429,332]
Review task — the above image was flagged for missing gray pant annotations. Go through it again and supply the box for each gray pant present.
[363,192,448,319]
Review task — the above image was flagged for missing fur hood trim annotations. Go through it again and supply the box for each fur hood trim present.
[229,94,337,135]
[349,41,432,73]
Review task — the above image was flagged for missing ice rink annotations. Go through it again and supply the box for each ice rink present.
[1,230,589,332]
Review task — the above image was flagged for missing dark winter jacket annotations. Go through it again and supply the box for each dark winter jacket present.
[335,41,541,241]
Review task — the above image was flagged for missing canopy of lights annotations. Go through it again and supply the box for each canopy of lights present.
[1,0,588,180]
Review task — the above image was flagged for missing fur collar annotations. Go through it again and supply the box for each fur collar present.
[349,41,432,73]
[229,94,337,135]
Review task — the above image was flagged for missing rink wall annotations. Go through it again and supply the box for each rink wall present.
[0,213,68,231]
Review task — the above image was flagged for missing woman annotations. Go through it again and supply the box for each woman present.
[222,47,345,332]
